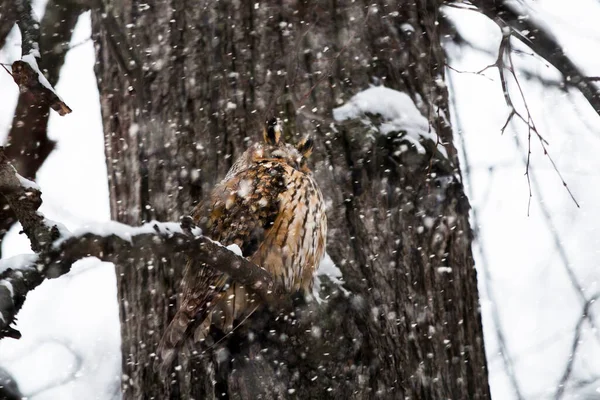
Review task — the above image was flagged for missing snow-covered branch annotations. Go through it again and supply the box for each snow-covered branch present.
[9,0,72,116]
[0,149,57,253]
[0,148,280,340]
[1,0,84,258]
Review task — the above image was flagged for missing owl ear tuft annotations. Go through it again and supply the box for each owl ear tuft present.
[296,136,314,158]
[264,118,282,145]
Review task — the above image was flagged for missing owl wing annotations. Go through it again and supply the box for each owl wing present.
[157,161,287,371]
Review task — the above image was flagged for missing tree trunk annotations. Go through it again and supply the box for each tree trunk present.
[92,0,490,398]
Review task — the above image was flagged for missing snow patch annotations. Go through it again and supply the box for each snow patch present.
[226,244,243,257]
[400,23,415,33]
[333,86,447,158]
[0,254,38,275]
[128,123,139,137]
[44,217,70,238]
[313,253,349,302]
[189,225,203,237]
[15,174,40,190]
[318,253,343,282]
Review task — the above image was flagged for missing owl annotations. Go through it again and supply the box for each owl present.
[158,118,327,371]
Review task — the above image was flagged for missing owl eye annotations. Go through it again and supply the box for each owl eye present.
[296,136,313,158]
[263,118,282,145]
[271,149,286,159]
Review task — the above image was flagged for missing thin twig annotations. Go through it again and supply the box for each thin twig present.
[554,293,600,400]
[504,43,579,210]
[445,64,494,82]
[480,23,579,212]
[512,131,600,345]
[0,63,12,76]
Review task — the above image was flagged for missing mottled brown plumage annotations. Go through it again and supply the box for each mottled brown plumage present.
[158,119,327,371]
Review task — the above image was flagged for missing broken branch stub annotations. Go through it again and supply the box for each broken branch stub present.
[11,61,72,116]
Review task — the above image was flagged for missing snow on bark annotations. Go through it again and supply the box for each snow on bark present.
[21,53,61,99]
[15,173,39,191]
[0,255,37,275]
[333,85,448,158]
[226,244,243,257]
[313,252,348,302]
[55,221,189,246]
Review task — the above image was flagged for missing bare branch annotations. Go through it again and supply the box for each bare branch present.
[511,135,600,343]
[554,293,600,400]
[470,0,600,118]
[445,64,494,82]
[9,0,72,116]
[473,21,580,212]
[0,147,281,340]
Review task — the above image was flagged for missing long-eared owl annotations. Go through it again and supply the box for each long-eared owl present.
[158,118,327,370]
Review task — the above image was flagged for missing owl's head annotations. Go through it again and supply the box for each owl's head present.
[223,118,315,182]
[258,118,314,172]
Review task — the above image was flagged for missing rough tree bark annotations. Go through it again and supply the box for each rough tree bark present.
[92,1,490,398]
[0,0,16,49]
